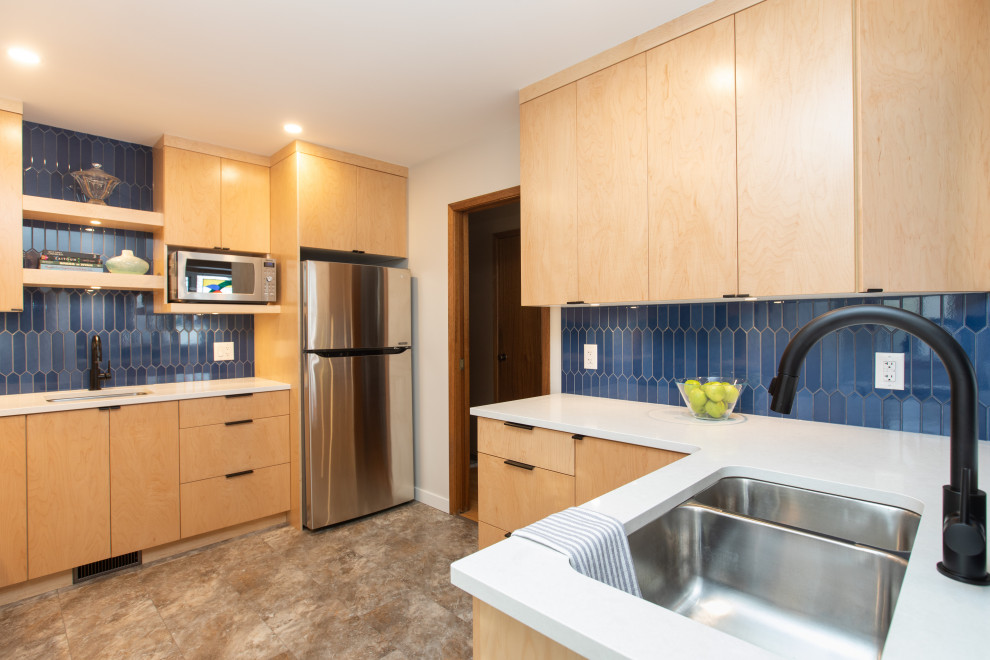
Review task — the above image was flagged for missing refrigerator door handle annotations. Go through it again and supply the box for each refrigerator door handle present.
[304,347,410,358]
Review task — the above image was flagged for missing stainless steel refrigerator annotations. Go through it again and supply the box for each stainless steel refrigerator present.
[301,260,413,529]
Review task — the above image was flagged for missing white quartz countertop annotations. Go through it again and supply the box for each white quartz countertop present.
[452,394,990,659]
[0,377,290,416]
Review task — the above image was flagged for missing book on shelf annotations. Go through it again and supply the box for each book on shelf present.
[38,263,106,272]
[40,250,104,266]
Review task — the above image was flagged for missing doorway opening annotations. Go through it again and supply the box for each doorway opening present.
[447,187,549,516]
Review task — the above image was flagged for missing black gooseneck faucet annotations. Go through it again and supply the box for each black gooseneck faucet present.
[768,304,989,585]
[89,334,112,391]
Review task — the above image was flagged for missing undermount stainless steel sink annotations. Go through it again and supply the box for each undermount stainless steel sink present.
[628,478,920,660]
[44,388,151,403]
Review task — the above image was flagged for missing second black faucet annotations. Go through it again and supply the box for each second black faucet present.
[89,334,112,391]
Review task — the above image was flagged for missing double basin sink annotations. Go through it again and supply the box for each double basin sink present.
[627,477,920,660]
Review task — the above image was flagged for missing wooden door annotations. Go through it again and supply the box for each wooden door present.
[221,158,271,253]
[520,83,579,306]
[110,402,180,555]
[494,231,543,403]
[27,409,110,578]
[0,109,22,312]
[647,17,738,300]
[574,436,685,505]
[159,147,222,248]
[577,54,649,304]
[356,167,407,257]
[0,416,26,587]
[858,0,990,292]
[297,153,357,251]
[735,0,855,296]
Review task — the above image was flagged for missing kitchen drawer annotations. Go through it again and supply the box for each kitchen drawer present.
[180,463,289,538]
[477,417,575,475]
[179,390,289,428]
[478,521,511,550]
[478,452,574,532]
[179,415,289,483]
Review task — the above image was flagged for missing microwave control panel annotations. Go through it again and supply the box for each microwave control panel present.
[262,260,277,301]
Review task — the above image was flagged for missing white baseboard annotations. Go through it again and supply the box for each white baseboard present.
[415,487,450,513]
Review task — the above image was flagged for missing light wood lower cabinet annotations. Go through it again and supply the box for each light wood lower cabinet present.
[478,521,510,551]
[179,390,289,428]
[476,600,583,660]
[27,409,110,579]
[110,402,180,556]
[180,464,290,538]
[478,453,575,534]
[180,415,289,483]
[0,416,26,587]
[575,436,686,505]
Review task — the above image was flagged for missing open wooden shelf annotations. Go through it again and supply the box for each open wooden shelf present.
[154,302,282,315]
[23,269,164,291]
[22,195,164,232]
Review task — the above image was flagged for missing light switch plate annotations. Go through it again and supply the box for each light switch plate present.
[214,341,234,361]
[584,344,598,370]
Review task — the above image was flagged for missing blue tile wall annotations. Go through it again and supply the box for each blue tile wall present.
[0,289,254,395]
[22,121,153,211]
[561,295,990,441]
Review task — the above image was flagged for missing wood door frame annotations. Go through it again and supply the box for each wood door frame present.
[447,185,550,514]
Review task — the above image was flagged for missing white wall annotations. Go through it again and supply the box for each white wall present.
[407,120,521,512]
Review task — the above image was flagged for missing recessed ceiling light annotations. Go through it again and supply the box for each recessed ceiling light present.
[8,47,40,65]
[283,123,302,134]
[90,220,101,225]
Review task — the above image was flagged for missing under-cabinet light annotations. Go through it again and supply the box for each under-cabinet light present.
[284,123,302,134]
[90,220,101,225]
[7,47,40,65]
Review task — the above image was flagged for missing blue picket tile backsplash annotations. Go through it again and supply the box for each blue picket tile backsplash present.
[11,122,255,394]
[561,295,990,441]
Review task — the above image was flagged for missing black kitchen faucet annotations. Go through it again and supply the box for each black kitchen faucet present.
[89,334,112,391]
[769,305,989,585]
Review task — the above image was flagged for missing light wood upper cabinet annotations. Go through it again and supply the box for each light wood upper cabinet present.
[356,167,407,258]
[857,0,990,292]
[0,416,26,587]
[577,54,649,304]
[158,146,223,248]
[735,0,855,297]
[27,409,110,579]
[221,159,271,253]
[298,152,357,251]
[520,83,579,306]
[647,17,738,300]
[0,108,23,312]
[110,402,180,556]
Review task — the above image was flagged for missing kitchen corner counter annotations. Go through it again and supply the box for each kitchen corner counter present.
[0,377,290,416]
[453,394,990,659]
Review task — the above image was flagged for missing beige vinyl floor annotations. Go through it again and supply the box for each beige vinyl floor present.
[0,502,477,659]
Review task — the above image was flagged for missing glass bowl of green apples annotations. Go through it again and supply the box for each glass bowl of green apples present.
[675,377,745,420]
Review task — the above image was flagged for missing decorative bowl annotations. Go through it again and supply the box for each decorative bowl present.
[71,163,120,205]
[106,250,149,275]
[675,377,745,421]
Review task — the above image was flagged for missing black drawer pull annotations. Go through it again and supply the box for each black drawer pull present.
[503,421,534,431]
[504,532,511,538]
[225,469,254,479]
[504,459,535,471]
[98,405,121,411]
[225,419,254,426]
[572,434,585,440]
[225,393,253,399]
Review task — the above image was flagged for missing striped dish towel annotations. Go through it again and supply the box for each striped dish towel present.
[511,508,642,598]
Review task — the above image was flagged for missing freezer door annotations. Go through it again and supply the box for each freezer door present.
[303,349,414,528]
[302,261,411,350]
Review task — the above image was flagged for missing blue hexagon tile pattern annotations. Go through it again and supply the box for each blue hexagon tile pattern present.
[0,288,254,395]
[561,295,990,441]
[22,121,154,211]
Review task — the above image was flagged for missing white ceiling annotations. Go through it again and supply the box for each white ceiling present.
[1,0,710,166]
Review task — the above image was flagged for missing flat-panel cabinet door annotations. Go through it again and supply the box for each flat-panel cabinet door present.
[159,146,223,249]
[221,158,271,254]
[297,153,357,251]
[0,416,26,587]
[110,402,180,555]
[27,409,110,578]
[735,0,855,296]
[356,167,407,258]
[574,436,685,505]
[647,17,738,301]
[520,83,579,306]
[0,109,22,312]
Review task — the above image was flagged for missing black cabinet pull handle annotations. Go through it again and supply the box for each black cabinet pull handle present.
[503,421,533,431]
[352,249,365,254]
[565,301,585,305]
[504,532,511,538]
[98,405,121,411]
[225,393,253,399]
[225,470,254,479]
[225,419,254,426]
[572,434,585,440]
[504,459,535,471]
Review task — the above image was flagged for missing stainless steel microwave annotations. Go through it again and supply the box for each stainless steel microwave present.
[168,251,277,303]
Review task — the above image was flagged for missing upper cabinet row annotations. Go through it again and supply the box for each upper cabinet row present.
[521,0,990,305]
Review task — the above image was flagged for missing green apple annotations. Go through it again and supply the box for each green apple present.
[704,400,727,419]
[684,379,701,395]
[723,384,740,405]
[702,382,726,403]
[688,388,708,414]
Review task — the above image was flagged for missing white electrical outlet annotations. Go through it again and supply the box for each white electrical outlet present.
[874,352,905,390]
[583,344,598,370]
[214,341,234,361]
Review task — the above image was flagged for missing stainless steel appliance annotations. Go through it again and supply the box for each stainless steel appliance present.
[168,250,277,303]
[301,260,413,529]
